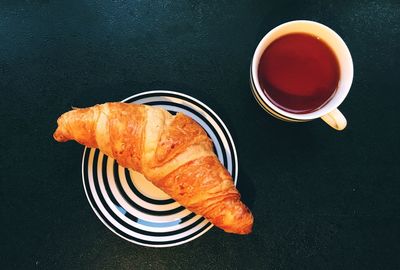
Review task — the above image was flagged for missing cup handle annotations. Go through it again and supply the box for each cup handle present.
[321,108,347,130]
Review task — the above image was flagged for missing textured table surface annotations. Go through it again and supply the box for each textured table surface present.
[2,1,400,269]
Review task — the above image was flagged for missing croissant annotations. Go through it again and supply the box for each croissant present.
[53,102,253,234]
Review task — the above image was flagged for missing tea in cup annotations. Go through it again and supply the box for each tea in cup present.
[250,20,353,130]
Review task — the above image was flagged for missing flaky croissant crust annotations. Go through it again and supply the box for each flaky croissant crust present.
[54,103,253,234]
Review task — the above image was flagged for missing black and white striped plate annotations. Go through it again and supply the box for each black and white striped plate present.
[82,90,238,247]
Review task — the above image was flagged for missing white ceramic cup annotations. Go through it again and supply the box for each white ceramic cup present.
[250,20,353,130]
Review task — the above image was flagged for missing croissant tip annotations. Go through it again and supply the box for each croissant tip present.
[53,127,68,142]
[223,226,253,235]
[236,224,254,235]
[221,216,254,235]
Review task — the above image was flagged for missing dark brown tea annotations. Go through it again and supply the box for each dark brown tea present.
[258,33,340,114]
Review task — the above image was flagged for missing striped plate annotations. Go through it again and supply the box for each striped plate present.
[82,90,238,247]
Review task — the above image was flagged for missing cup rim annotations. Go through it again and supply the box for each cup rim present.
[251,20,354,120]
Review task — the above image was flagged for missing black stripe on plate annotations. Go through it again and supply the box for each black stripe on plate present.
[124,168,175,205]
[179,212,196,224]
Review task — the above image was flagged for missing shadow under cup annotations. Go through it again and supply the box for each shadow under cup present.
[250,20,353,123]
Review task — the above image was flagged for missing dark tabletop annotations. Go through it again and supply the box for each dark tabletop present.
[2,1,400,269]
